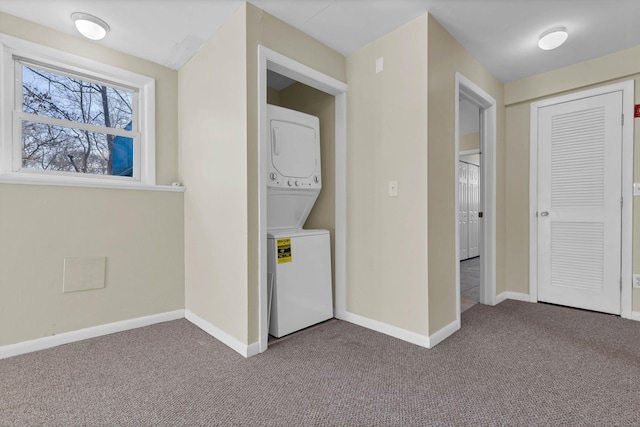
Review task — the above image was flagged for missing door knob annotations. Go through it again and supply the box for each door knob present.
[540,211,549,217]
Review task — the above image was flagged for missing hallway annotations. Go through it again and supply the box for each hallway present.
[461,257,480,312]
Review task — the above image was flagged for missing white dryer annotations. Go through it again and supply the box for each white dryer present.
[266,105,333,338]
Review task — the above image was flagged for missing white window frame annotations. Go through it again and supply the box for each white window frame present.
[0,33,157,189]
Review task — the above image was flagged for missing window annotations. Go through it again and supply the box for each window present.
[1,35,156,187]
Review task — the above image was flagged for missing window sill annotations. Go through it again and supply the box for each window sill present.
[0,174,185,193]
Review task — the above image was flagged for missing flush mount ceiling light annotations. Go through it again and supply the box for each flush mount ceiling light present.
[538,27,568,50]
[71,12,110,40]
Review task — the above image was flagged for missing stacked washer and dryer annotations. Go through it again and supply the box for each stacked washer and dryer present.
[266,104,333,338]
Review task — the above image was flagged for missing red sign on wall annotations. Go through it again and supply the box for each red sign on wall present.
[635,104,640,118]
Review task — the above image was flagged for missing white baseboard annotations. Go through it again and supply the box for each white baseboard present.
[495,291,531,304]
[0,309,185,360]
[496,293,639,322]
[336,309,458,349]
[428,318,460,347]
[184,310,257,358]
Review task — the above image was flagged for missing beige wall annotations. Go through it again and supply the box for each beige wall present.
[179,7,249,343]
[427,15,505,333]
[346,15,429,335]
[267,87,281,105]
[279,83,337,292]
[0,186,184,346]
[460,132,480,152]
[0,13,184,347]
[246,4,346,343]
[180,4,345,346]
[0,12,179,185]
[505,45,640,311]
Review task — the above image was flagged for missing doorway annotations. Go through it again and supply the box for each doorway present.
[529,81,634,318]
[258,46,347,353]
[458,97,481,311]
[455,73,497,322]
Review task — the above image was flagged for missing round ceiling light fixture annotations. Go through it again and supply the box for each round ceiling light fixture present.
[71,12,110,40]
[538,27,568,50]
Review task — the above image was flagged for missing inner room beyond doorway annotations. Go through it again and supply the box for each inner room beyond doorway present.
[461,257,480,311]
[459,96,481,313]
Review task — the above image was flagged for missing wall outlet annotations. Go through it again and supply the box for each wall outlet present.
[633,274,640,289]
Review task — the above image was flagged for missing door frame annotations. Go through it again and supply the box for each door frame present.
[455,72,498,317]
[258,46,347,352]
[529,80,634,319]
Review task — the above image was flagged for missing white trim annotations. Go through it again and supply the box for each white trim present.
[630,311,640,322]
[495,291,532,305]
[529,80,634,317]
[459,149,480,156]
[185,310,259,358]
[337,310,430,348]
[428,318,460,348]
[337,310,459,349]
[0,175,185,192]
[258,48,268,353]
[257,46,347,354]
[0,310,184,360]
[0,33,156,186]
[334,92,347,317]
[620,82,634,320]
[454,72,498,334]
[529,102,539,304]
[17,111,139,138]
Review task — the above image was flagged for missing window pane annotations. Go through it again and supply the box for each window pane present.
[21,121,133,177]
[21,65,133,130]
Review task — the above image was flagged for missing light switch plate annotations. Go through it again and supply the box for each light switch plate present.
[634,274,640,289]
[376,57,384,73]
[634,183,640,196]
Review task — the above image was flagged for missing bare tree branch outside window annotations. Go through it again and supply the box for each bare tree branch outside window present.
[20,64,134,176]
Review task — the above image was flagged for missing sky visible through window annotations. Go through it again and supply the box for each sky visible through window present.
[20,65,134,176]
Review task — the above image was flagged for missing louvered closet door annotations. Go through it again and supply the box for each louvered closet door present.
[459,162,469,260]
[537,91,622,314]
[468,163,480,258]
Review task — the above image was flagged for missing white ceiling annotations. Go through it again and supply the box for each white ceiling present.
[1,0,639,82]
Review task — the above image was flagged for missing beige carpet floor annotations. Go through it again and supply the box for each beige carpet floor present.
[2,300,639,426]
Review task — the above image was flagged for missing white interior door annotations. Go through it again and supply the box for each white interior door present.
[537,91,622,314]
[459,162,469,260]
[468,163,480,258]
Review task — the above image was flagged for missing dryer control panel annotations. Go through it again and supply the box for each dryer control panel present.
[268,172,321,189]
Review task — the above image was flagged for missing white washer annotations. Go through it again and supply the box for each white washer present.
[267,229,332,338]
[266,105,333,337]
